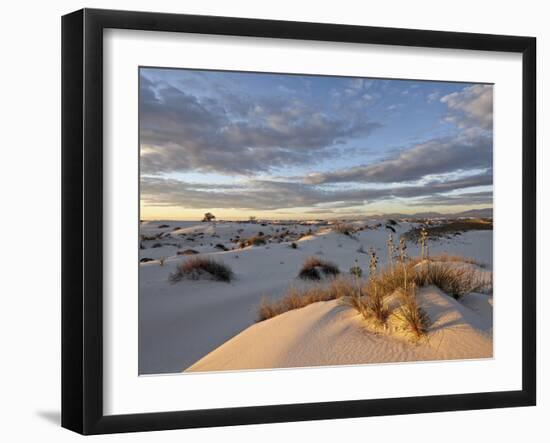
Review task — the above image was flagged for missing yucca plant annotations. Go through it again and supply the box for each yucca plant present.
[393,282,430,339]
[347,291,369,318]
[349,259,363,279]
[365,282,390,327]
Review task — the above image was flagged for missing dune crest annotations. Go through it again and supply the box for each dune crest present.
[187,286,492,373]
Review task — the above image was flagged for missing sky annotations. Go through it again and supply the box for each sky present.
[139,67,493,220]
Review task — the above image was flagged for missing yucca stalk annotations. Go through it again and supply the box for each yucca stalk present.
[368,247,378,306]
[352,258,362,299]
[419,226,429,260]
[386,233,395,271]
[399,237,408,290]
[368,247,378,281]
[347,257,366,319]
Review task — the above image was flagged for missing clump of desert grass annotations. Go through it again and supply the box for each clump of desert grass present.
[169,257,234,283]
[410,253,484,267]
[332,222,355,236]
[257,277,355,321]
[347,283,390,329]
[411,261,489,298]
[177,249,199,255]
[346,249,390,329]
[367,253,490,301]
[391,283,430,340]
[298,256,340,280]
[239,235,266,248]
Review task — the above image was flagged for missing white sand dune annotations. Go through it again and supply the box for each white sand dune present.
[186,286,493,372]
[138,219,493,374]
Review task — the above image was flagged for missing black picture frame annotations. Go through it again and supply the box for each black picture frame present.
[62,8,536,435]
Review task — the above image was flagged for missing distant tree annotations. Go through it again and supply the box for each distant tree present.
[249,215,257,223]
[202,212,216,222]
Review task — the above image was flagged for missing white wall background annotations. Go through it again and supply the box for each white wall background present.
[0,1,545,441]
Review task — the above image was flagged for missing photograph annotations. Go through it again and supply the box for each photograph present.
[1,0,543,439]
[138,67,494,375]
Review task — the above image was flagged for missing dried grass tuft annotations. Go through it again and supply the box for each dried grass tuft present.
[257,277,353,321]
[169,257,233,283]
[298,256,340,280]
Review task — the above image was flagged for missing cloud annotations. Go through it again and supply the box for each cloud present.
[303,133,492,184]
[408,191,493,207]
[140,75,381,175]
[427,91,440,103]
[387,104,403,111]
[141,170,491,212]
[440,84,493,130]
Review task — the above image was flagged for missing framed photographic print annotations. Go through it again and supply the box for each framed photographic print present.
[61,8,536,435]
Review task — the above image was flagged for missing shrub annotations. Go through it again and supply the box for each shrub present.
[169,258,233,283]
[346,275,389,327]
[141,234,162,241]
[366,254,490,300]
[410,253,483,267]
[215,243,228,251]
[412,261,489,299]
[298,256,340,280]
[240,235,267,248]
[177,249,199,255]
[202,212,216,222]
[250,236,266,246]
[391,283,430,339]
[366,287,390,326]
[333,222,354,236]
[290,242,298,249]
[257,277,354,321]
[151,243,163,248]
[257,298,277,321]
[347,294,369,319]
